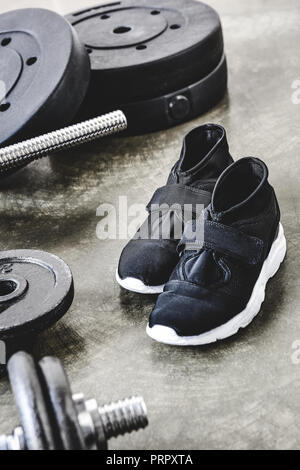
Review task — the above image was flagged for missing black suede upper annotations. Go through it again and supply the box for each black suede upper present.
[118,124,234,286]
[149,157,281,336]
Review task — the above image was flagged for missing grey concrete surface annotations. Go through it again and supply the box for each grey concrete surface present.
[0,0,300,450]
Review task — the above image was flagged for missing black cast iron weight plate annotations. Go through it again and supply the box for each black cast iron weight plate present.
[39,356,85,450]
[0,250,74,340]
[7,351,58,450]
[67,0,227,133]
[0,8,90,146]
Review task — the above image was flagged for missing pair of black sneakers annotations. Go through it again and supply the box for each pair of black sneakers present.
[117,124,286,346]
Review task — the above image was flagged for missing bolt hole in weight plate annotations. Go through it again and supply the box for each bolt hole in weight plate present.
[0,8,90,146]
[0,250,74,342]
[66,0,228,134]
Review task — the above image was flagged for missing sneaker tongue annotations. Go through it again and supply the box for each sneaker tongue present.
[186,249,221,286]
[181,212,224,286]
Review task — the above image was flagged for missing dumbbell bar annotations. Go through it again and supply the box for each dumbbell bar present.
[0,352,148,450]
[0,110,127,175]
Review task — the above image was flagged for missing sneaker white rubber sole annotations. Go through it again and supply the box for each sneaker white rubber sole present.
[146,223,287,346]
[116,270,164,294]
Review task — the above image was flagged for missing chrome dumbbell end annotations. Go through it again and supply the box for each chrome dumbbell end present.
[97,396,148,439]
[73,394,148,450]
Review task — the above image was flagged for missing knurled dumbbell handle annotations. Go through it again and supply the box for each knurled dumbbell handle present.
[0,110,127,173]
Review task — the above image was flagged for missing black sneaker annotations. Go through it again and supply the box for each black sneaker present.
[116,124,234,294]
[147,157,286,345]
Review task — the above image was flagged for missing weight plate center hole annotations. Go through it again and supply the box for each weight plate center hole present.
[113,26,132,34]
[0,280,17,297]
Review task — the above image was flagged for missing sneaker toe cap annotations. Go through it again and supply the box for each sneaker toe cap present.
[149,283,244,338]
[118,239,178,287]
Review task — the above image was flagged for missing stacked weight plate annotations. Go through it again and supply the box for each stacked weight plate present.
[0,8,90,146]
[0,2,228,142]
[67,0,228,134]
[7,353,86,450]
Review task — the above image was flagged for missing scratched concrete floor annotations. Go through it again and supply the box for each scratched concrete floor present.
[0,0,300,450]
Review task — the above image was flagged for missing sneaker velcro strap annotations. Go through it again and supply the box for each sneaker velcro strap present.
[178,219,264,265]
[146,184,212,213]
